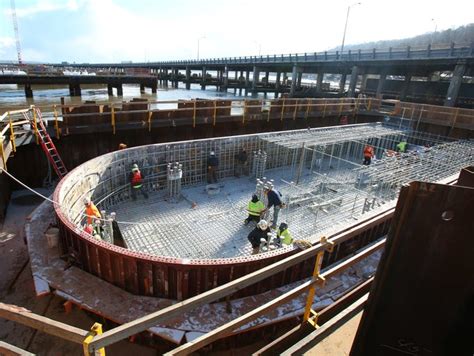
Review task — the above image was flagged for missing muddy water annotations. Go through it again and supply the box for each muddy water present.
[0,82,246,113]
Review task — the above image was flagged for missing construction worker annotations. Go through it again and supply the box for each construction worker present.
[84,198,101,225]
[207,151,219,184]
[276,222,293,246]
[234,147,248,177]
[363,144,375,165]
[245,194,265,225]
[263,186,284,229]
[396,140,408,153]
[247,220,271,254]
[129,163,149,200]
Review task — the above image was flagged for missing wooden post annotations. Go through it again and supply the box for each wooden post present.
[53,105,60,139]
[193,100,197,128]
[280,98,286,121]
[293,99,299,120]
[8,113,16,153]
[305,100,311,120]
[32,108,39,144]
[111,106,116,135]
[302,250,325,324]
[148,110,152,132]
[0,137,6,171]
[213,100,217,126]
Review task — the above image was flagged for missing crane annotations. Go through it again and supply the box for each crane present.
[10,0,23,64]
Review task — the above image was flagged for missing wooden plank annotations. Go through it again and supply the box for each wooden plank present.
[0,341,35,356]
[253,278,374,356]
[166,241,384,355]
[87,210,392,352]
[0,302,88,344]
[165,278,321,356]
[280,294,368,356]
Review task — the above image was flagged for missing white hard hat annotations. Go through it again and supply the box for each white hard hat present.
[257,220,268,230]
[210,151,215,155]
[83,198,91,205]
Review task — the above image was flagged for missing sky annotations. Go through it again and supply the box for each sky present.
[0,0,473,63]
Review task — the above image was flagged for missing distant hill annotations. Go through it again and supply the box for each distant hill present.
[336,23,474,51]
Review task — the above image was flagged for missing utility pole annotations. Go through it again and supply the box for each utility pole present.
[340,2,361,56]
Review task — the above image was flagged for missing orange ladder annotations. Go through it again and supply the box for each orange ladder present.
[23,107,68,179]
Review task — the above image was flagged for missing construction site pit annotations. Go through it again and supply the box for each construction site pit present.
[54,122,474,264]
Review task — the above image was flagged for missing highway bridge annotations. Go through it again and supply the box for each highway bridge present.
[1,43,473,106]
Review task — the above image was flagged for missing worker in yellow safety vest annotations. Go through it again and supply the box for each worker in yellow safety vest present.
[276,223,293,246]
[244,194,265,225]
[396,140,408,153]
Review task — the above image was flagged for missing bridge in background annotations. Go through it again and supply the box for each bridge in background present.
[1,43,474,107]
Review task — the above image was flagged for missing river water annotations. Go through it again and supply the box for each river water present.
[0,82,250,113]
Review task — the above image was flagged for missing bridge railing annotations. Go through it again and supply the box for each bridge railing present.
[39,43,474,68]
[148,43,473,66]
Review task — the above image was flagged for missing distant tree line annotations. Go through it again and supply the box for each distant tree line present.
[338,23,474,51]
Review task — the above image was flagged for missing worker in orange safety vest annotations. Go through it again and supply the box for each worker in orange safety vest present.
[363,145,375,165]
[84,198,101,225]
[129,163,149,200]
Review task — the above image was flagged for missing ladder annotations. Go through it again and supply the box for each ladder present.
[24,108,68,179]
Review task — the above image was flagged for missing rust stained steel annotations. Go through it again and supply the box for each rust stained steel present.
[350,180,474,356]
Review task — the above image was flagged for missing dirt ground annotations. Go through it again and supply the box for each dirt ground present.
[305,312,362,355]
[0,190,157,355]
[0,189,360,355]
[0,190,271,355]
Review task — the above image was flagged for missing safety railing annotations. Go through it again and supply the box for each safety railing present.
[1,98,473,147]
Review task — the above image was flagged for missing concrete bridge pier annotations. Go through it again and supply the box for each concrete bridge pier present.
[316,70,324,92]
[234,70,239,94]
[140,84,145,94]
[185,67,191,90]
[107,84,123,96]
[239,70,244,95]
[164,69,168,88]
[201,67,206,90]
[347,66,359,98]
[296,71,303,89]
[339,72,347,93]
[222,66,229,92]
[173,69,179,89]
[275,72,281,98]
[251,66,260,97]
[376,71,388,98]
[360,74,369,92]
[69,84,81,97]
[348,66,359,97]
[244,71,250,96]
[444,62,466,107]
[400,74,412,101]
[289,65,298,97]
[24,84,33,98]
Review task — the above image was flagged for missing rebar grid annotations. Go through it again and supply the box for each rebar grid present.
[57,122,473,259]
